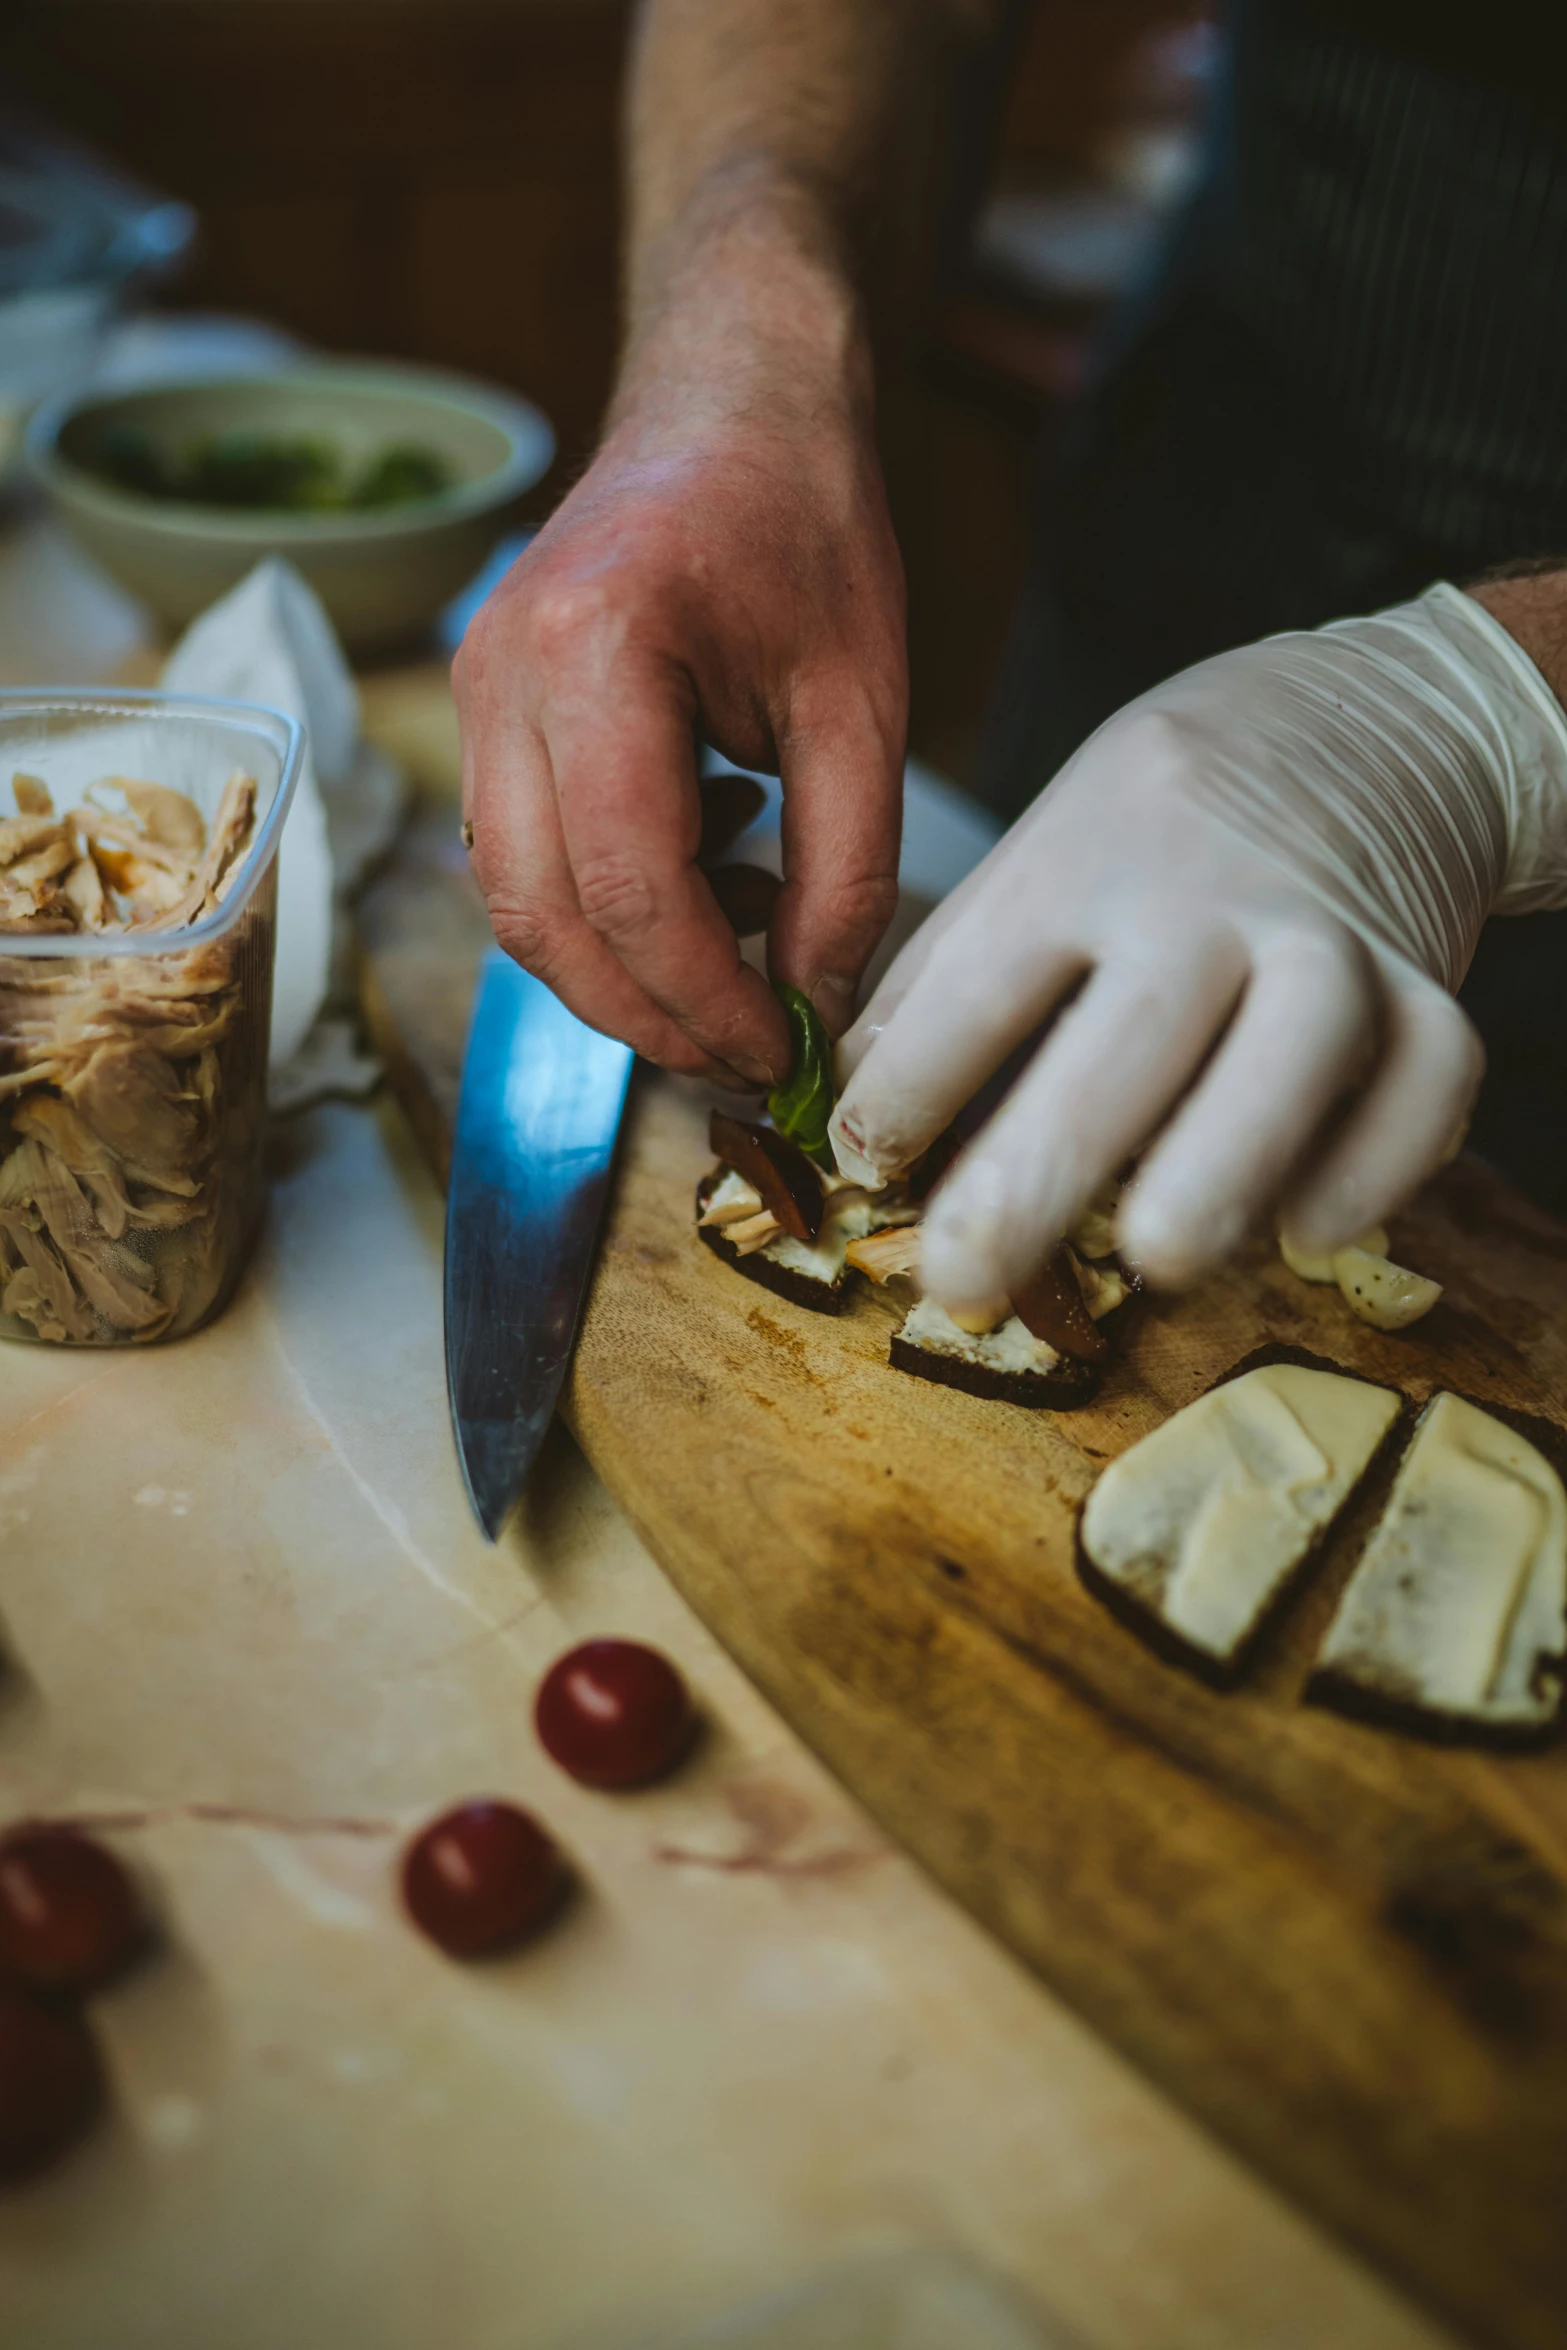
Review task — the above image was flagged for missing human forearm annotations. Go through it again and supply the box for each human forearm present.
[455,1,1005,1085]
[617,0,1008,416]
[1468,562,1567,708]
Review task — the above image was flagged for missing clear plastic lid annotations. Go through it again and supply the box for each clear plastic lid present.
[0,688,303,951]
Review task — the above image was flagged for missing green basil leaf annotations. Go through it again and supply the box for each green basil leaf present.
[767,984,836,1167]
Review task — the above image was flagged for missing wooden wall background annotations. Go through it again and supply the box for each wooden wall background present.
[10,0,1203,785]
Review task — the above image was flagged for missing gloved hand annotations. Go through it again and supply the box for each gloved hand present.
[829,582,1567,1306]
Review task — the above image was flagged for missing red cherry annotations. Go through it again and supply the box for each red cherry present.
[0,1829,143,1996]
[535,1639,695,1788]
[400,1802,566,1959]
[0,1987,104,2185]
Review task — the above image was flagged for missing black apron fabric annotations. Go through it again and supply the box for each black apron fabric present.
[980,0,1567,1208]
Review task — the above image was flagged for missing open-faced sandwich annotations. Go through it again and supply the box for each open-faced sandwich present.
[695,987,1138,1407]
[1078,1364,1567,1740]
[1078,1361,1404,1683]
[695,1112,917,1313]
[1309,1391,1567,1743]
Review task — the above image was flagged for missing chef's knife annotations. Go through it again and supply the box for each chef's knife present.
[445,950,633,1540]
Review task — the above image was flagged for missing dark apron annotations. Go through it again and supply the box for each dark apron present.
[982,0,1567,1209]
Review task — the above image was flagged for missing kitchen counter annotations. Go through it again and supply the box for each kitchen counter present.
[0,493,1451,2350]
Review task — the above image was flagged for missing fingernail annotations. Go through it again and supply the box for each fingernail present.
[728,1053,778,1089]
[828,1108,883,1188]
[809,975,855,1035]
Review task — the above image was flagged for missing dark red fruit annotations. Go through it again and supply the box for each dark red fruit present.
[0,1987,104,2185]
[0,1829,143,1996]
[535,1640,695,1789]
[400,1802,566,1959]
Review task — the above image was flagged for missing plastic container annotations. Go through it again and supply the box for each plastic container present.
[0,689,302,1345]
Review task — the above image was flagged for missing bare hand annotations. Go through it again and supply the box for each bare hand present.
[454,386,906,1087]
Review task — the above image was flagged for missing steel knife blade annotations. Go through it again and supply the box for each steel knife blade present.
[444,950,633,1540]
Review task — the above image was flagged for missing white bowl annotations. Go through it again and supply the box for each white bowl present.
[27,359,554,650]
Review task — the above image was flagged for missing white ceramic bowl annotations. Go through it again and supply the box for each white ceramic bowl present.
[27,360,554,650]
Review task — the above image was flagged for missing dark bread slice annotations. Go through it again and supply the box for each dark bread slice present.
[888,1270,1141,1414]
[889,1332,1099,1409]
[1305,1665,1561,1751]
[1074,1541,1251,1689]
[695,1172,847,1316]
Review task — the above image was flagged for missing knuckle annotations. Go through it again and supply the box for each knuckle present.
[487,896,560,982]
[814,868,900,948]
[574,852,659,942]
[1259,923,1376,1029]
[527,577,620,666]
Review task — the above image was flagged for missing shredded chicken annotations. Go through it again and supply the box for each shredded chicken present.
[727,1208,784,1255]
[11,774,53,818]
[843,1226,921,1286]
[698,1176,765,1227]
[0,765,266,1345]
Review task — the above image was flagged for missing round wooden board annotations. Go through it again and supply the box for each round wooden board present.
[358,803,1567,2350]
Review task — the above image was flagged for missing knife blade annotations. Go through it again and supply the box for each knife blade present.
[444,950,633,1540]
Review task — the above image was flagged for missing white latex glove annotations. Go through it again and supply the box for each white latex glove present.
[830,582,1567,1305]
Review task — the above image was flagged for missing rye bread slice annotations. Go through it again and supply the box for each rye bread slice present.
[888,1330,1100,1409]
[1075,1541,1253,1689]
[695,1171,848,1315]
[888,1264,1141,1414]
[1305,1664,1562,1750]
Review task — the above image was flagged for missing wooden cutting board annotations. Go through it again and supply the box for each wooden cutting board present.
[356,801,1567,2350]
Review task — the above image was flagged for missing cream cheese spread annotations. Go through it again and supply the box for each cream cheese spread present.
[1314,1392,1567,1731]
[762,1196,877,1285]
[1081,1364,1401,1664]
[898,1295,1063,1375]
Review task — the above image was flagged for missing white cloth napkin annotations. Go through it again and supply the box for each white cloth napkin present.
[160,557,402,1070]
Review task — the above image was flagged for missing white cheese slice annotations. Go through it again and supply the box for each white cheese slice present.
[898,1295,1062,1375]
[1081,1365,1401,1665]
[1315,1392,1567,1731]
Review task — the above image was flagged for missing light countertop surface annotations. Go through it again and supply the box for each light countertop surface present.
[0,491,1452,2350]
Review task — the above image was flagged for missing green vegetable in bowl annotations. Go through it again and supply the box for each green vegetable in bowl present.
[96,426,169,498]
[767,984,836,1169]
[352,444,453,508]
[184,430,343,510]
[92,428,455,513]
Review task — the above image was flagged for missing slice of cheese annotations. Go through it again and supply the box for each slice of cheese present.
[1314,1392,1567,1732]
[1080,1364,1401,1667]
